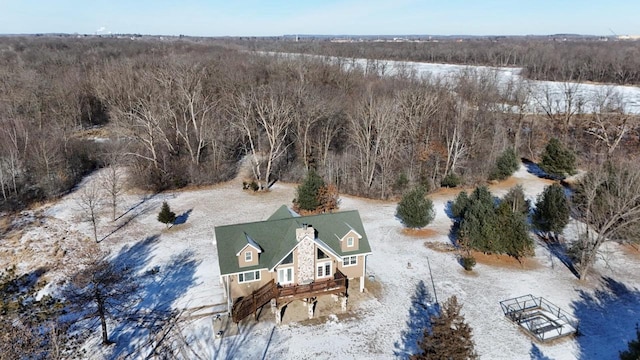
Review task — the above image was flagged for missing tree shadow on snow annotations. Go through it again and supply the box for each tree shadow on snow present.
[529,343,553,360]
[103,236,200,359]
[522,158,560,180]
[444,201,461,249]
[114,193,159,221]
[393,280,440,359]
[173,209,193,226]
[212,318,260,360]
[572,277,640,360]
[534,233,580,279]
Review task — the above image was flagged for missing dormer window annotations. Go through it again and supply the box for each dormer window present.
[347,237,354,247]
[245,251,252,262]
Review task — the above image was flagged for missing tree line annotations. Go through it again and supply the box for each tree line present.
[1,36,639,213]
[240,37,640,85]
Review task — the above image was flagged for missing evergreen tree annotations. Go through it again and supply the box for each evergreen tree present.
[620,324,640,360]
[458,186,497,252]
[412,296,478,360]
[396,186,436,229]
[454,186,533,259]
[533,183,570,241]
[502,185,531,216]
[451,191,470,219]
[293,170,325,212]
[157,201,176,228]
[539,138,576,179]
[489,148,520,181]
[495,201,533,259]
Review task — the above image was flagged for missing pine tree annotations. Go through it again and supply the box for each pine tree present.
[539,138,576,179]
[396,186,435,229]
[412,296,478,360]
[458,186,497,252]
[620,324,640,360]
[157,201,176,228]
[533,183,570,241]
[293,170,325,212]
[489,148,520,181]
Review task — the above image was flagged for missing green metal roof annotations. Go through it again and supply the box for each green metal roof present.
[214,206,371,276]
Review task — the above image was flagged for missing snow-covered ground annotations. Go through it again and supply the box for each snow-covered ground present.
[4,164,640,359]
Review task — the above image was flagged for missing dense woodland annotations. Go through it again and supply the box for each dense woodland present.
[1,36,640,359]
[0,36,639,212]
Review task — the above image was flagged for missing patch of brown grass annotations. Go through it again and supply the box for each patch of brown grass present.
[470,250,541,270]
[424,241,457,253]
[402,227,439,238]
[621,243,640,260]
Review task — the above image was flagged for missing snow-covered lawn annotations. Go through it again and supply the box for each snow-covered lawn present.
[4,164,639,359]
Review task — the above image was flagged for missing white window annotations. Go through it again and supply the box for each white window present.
[347,237,354,247]
[316,262,331,278]
[343,256,357,267]
[238,270,261,283]
[245,251,252,262]
[278,267,293,285]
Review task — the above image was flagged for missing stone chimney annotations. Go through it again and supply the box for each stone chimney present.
[296,224,315,283]
[296,224,314,242]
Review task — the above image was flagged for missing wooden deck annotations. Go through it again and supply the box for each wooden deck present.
[278,269,347,302]
[232,270,348,323]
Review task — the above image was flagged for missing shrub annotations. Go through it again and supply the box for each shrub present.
[461,256,477,271]
[489,148,519,181]
[441,173,462,188]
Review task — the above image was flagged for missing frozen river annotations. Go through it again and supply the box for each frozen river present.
[262,51,640,114]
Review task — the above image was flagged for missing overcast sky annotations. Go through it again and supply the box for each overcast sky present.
[0,0,637,37]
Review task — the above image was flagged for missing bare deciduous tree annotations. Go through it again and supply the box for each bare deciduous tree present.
[585,87,632,160]
[65,250,138,345]
[573,162,640,280]
[100,158,125,222]
[77,182,103,242]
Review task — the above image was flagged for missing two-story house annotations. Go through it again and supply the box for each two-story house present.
[214,205,371,322]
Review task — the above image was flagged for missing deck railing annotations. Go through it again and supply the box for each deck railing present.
[278,270,347,299]
[232,270,348,323]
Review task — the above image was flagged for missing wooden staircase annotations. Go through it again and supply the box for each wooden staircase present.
[232,279,278,323]
[231,271,349,324]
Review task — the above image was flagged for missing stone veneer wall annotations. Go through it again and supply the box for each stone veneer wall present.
[296,227,316,283]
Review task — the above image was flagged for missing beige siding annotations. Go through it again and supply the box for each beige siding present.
[238,246,259,267]
[275,251,297,285]
[229,269,275,299]
[337,254,365,279]
[340,230,360,252]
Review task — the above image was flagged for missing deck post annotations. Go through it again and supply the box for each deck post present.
[275,306,282,324]
[308,299,316,319]
[270,298,277,314]
[341,295,348,311]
